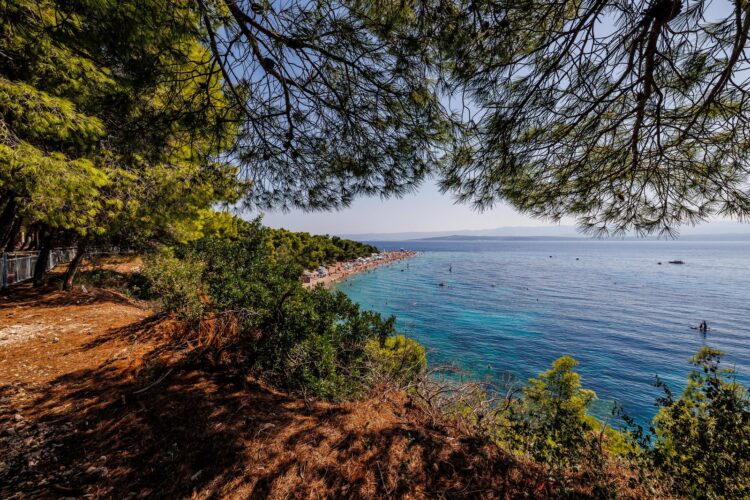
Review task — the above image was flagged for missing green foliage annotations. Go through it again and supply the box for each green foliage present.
[1,0,240,254]
[147,217,408,401]
[142,251,205,322]
[646,347,750,498]
[583,415,633,458]
[0,141,109,234]
[198,0,448,211]
[422,354,629,493]
[366,334,426,386]
[436,0,750,235]
[509,356,597,470]
[0,78,105,145]
[265,227,378,269]
[281,288,397,400]
[75,267,150,298]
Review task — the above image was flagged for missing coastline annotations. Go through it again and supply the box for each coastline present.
[302,251,416,288]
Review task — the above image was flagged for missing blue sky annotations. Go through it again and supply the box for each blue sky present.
[258,178,573,234]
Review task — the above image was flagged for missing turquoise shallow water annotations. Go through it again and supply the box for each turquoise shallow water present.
[335,240,750,426]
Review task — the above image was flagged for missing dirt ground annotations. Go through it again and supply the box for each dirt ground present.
[0,280,546,499]
[0,261,646,498]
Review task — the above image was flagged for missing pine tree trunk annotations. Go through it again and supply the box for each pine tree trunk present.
[21,228,37,251]
[32,237,51,287]
[0,197,18,250]
[6,219,22,251]
[63,243,87,290]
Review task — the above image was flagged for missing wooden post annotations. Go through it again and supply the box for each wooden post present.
[1,252,7,289]
[63,242,87,290]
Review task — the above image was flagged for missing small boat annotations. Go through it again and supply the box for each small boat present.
[668,260,685,265]
[439,281,445,287]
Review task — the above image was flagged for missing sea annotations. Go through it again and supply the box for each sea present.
[334,239,750,427]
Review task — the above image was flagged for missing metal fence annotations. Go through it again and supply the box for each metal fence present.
[48,247,78,271]
[1,247,77,288]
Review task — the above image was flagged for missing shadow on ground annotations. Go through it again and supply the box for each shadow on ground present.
[1,292,539,498]
[1,280,138,309]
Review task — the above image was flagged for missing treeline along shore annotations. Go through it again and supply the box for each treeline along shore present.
[302,250,417,288]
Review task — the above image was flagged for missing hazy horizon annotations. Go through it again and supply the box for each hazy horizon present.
[255,180,749,239]
[258,180,575,235]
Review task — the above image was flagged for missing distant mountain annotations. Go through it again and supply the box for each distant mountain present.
[339,225,582,241]
[678,233,750,241]
[339,221,750,242]
[413,235,583,241]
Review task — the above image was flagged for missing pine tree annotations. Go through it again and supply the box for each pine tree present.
[437,0,750,236]
[0,0,239,285]
[196,0,450,210]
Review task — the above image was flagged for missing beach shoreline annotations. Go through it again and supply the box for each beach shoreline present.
[302,251,416,288]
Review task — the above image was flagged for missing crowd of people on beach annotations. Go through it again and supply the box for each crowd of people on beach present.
[301,251,416,288]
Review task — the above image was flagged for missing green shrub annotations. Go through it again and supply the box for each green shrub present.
[583,415,633,457]
[181,219,400,401]
[287,332,351,401]
[509,356,597,471]
[75,268,150,298]
[366,334,426,386]
[648,347,750,498]
[138,217,416,401]
[142,251,205,322]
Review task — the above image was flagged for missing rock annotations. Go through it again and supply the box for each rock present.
[84,465,109,477]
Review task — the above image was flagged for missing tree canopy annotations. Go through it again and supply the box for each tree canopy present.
[196,0,449,210]
[197,0,750,234]
[438,0,750,235]
[265,227,377,270]
[0,0,239,255]
[5,0,750,274]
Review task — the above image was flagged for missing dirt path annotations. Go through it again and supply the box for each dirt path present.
[0,286,151,380]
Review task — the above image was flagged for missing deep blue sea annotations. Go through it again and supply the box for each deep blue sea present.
[335,239,750,426]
